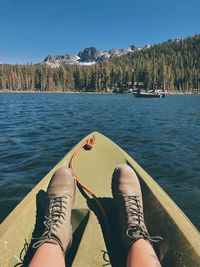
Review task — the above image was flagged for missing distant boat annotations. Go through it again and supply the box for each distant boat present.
[133,91,165,98]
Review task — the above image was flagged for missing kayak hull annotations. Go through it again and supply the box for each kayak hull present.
[0,132,199,266]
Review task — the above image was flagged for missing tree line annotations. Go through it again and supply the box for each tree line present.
[0,35,200,92]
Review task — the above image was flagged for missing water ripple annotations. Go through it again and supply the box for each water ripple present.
[0,93,200,229]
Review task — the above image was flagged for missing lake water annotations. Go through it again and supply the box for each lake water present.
[0,93,199,230]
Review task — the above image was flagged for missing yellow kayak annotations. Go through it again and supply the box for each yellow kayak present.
[0,132,199,266]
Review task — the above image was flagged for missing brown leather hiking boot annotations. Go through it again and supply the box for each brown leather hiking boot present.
[112,164,162,252]
[33,167,76,253]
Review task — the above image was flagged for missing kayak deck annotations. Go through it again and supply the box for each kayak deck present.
[0,132,200,266]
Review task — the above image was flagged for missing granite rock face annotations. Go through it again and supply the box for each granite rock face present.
[78,47,101,62]
[42,44,139,67]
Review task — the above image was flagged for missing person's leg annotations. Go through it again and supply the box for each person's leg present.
[112,164,162,267]
[29,167,76,267]
[127,239,161,267]
[29,243,65,267]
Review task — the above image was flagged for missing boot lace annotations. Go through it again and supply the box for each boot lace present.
[33,196,68,251]
[122,195,163,243]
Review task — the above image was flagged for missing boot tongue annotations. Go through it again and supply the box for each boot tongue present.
[124,195,144,226]
[51,205,60,222]
[48,197,63,224]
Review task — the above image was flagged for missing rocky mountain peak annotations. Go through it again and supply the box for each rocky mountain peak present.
[78,47,101,62]
[41,44,139,68]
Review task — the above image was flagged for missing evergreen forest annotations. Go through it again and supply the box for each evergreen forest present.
[0,35,200,92]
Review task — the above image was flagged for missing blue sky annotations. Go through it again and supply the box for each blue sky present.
[0,0,199,64]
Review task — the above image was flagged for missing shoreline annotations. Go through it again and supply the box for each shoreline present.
[0,89,199,95]
[0,90,112,94]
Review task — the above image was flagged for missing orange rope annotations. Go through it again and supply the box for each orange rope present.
[69,134,96,197]
[69,134,113,265]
